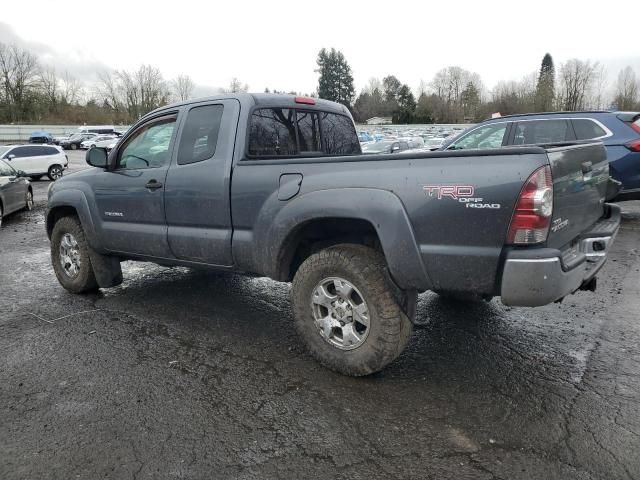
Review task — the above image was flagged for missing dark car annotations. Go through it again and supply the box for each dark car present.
[60,132,98,150]
[442,111,640,201]
[0,159,33,227]
[29,130,53,144]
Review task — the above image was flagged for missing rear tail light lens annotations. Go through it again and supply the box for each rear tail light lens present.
[625,139,640,152]
[629,120,640,134]
[507,165,553,245]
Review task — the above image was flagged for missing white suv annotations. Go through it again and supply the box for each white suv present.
[0,145,68,181]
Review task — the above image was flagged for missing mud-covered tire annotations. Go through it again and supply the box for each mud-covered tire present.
[291,244,412,376]
[51,216,99,293]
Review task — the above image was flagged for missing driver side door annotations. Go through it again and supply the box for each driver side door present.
[94,113,179,258]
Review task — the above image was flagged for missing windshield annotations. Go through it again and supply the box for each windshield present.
[69,134,83,141]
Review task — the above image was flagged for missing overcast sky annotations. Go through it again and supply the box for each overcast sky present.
[2,0,639,96]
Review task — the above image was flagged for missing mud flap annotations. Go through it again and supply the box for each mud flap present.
[88,250,123,288]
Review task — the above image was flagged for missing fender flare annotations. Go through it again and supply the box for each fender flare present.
[46,189,103,252]
[257,188,432,291]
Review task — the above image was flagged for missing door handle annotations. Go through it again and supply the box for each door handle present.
[145,180,163,190]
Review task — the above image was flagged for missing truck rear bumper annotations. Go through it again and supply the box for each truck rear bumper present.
[500,204,621,307]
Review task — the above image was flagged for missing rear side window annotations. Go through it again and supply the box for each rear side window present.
[320,112,361,155]
[43,146,59,155]
[513,120,570,144]
[572,119,607,140]
[178,104,224,165]
[248,108,297,157]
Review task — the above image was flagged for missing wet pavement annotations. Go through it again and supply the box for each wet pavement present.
[1,152,639,479]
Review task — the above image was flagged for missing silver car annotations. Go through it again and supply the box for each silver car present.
[0,159,33,227]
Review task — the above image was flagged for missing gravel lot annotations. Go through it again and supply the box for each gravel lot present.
[1,150,639,479]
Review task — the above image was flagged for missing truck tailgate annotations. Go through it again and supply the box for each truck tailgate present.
[545,142,608,248]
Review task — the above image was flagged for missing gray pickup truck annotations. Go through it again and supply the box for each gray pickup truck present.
[46,94,621,376]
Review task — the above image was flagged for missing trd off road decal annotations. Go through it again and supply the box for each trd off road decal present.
[422,185,501,209]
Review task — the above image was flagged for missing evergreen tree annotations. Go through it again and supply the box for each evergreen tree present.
[461,82,480,120]
[535,53,555,112]
[316,48,355,108]
[395,84,416,124]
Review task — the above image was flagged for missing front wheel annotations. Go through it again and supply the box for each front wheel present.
[24,189,33,211]
[291,244,412,376]
[70,143,77,150]
[48,165,63,181]
[51,216,98,293]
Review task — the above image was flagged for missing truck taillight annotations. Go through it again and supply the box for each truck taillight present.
[507,165,553,245]
[625,139,640,152]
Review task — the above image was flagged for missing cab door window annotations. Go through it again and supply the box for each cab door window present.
[450,123,509,150]
[117,116,177,170]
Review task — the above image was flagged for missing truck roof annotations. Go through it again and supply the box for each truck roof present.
[149,93,350,118]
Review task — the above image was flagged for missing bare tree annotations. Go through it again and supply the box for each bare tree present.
[557,59,599,111]
[225,77,248,93]
[613,66,639,110]
[0,42,40,121]
[59,71,82,105]
[39,66,59,107]
[171,74,195,101]
[96,70,122,110]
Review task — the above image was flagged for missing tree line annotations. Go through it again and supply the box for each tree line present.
[0,41,249,125]
[1,39,639,126]
[318,49,640,124]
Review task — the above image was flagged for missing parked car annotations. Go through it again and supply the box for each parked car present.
[0,144,68,180]
[80,135,117,150]
[29,131,53,144]
[443,111,640,201]
[362,140,410,154]
[60,133,97,150]
[47,93,620,376]
[425,137,446,150]
[0,159,33,227]
[94,137,119,151]
[78,126,118,135]
[53,134,71,146]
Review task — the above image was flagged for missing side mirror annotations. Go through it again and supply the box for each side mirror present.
[17,170,27,177]
[7,154,15,161]
[86,147,108,168]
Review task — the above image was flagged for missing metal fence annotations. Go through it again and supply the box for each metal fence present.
[0,125,130,143]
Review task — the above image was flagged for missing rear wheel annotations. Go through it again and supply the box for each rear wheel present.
[48,165,63,181]
[24,189,33,211]
[51,216,98,293]
[0,203,4,228]
[291,244,412,376]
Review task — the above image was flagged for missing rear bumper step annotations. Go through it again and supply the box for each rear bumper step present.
[500,204,621,307]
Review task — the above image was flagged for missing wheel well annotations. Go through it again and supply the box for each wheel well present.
[46,206,78,238]
[278,218,381,282]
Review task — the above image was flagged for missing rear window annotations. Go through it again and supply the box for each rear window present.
[513,120,570,144]
[43,146,59,155]
[248,108,360,158]
[248,108,297,157]
[572,119,607,140]
[320,112,361,155]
